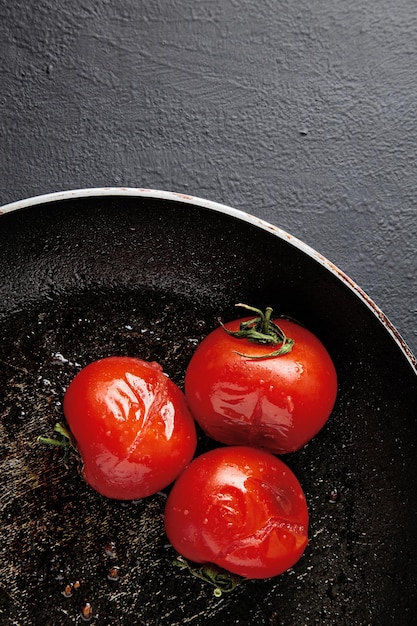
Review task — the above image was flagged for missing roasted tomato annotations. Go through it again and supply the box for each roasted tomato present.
[63,356,197,500]
[184,305,337,454]
[164,446,309,579]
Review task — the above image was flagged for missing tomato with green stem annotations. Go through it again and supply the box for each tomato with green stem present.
[184,304,337,454]
[62,356,197,500]
[164,446,309,579]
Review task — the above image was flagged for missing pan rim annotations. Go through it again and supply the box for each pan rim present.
[1,186,416,374]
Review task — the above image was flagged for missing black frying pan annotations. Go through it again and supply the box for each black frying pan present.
[1,189,416,626]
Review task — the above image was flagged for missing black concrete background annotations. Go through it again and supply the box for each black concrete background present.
[1,0,416,357]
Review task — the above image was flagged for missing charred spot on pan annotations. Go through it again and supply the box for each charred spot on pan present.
[328,488,339,504]
[107,566,120,582]
[80,600,94,621]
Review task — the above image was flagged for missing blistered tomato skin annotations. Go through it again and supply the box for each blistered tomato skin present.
[184,318,337,454]
[164,446,309,579]
[63,356,197,500]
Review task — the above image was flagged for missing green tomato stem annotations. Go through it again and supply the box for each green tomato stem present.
[220,304,294,359]
[36,436,70,448]
[37,422,78,451]
[173,557,242,596]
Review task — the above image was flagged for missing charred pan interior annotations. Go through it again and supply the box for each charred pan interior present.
[1,192,416,625]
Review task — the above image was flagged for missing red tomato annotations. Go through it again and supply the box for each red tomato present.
[164,446,309,579]
[184,311,337,454]
[63,356,197,500]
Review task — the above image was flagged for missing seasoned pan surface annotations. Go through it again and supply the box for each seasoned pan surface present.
[1,190,416,625]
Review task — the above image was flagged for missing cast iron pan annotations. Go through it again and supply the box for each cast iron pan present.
[0,189,416,626]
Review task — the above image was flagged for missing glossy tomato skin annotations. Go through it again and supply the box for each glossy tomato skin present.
[63,356,197,500]
[164,446,309,579]
[184,318,337,454]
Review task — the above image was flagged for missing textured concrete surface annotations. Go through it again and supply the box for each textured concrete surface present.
[1,0,416,355]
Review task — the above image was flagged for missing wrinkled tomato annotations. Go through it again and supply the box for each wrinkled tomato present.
[184,307,337,454]
[63,356,197,500]
[164,446,309,579]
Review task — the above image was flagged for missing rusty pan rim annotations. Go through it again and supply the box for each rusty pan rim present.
[1,186,416,374]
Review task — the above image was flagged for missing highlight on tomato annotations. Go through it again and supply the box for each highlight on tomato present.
[164,446,309,579]
[184,304,338,455]
[62,356,197,500]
